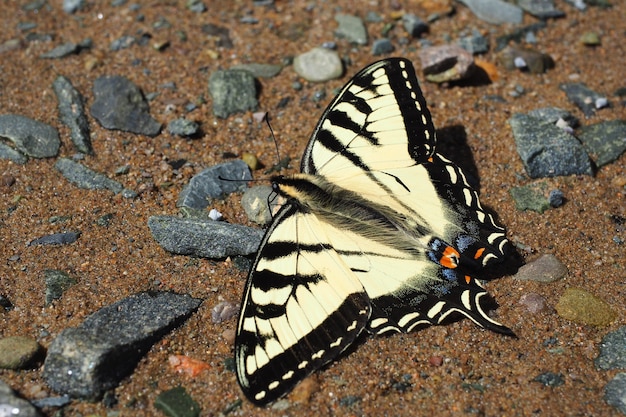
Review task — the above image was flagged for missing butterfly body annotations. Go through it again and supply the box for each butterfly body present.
[236,58,513,405]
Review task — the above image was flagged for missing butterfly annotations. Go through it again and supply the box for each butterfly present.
[235,58,513,405]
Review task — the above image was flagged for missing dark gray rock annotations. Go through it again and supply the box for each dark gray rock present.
[148,215,263,258]
[44,269,78,305]
[595,326,626,370]
[209,70,258,118]
[55,158,125,194]
[498,46,554,74]
[154,386,200,417]
[533,372,564,387]
[527,107,578,127]
[177,160,251,209]
[53,76,92,154]
[578,120,626,168]
[109,35,136,51]
[508,113,593,178]
[457,0,523,24]
[90,75,162,136]
[458,30,489,55]
[495,22,547,51]
[28,232,80,247]
[560,82,608,118]
[42,292,202,399]
[0,380,42,417]
[334,14,368,45]
[548,189,565,207]
[605,373,626,414]
[0,114,60,158]
[63,0,85,13]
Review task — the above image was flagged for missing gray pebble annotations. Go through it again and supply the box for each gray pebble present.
[53,76,92,154]
[211,300,240,324]
[62,0,85,13]
[241,185,273,225]
[402,13,429,38]
[517,0,564,19]
[559,82,608,118]
[605,373,626,414]
[334,14,368,45]
[0,380,43,417]
[458,30,489,55]
[514,254,568,282]
[209,69,258,118]
[28,231,81,247]
[0,114,60,158]
[457,0,523,24]
[548,189,565,207]
[148,215,263,258]
[293,47,343,82]
[508,113,593,178]
[44,269,78,305]
[39,42,79,59]
[167,118,199,137]
[371,38,394,56]
[177,159,251,209]
[90,75,162,136]
[595,326,626,370]
[0,142,28,164]
[43,292,202,399]
[54,158,124,194]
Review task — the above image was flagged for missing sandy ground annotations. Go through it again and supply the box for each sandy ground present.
[1,1,625,416]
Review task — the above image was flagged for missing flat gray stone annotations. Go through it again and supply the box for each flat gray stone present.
[54,158,124,194]
[148,215,263,258]
[0,380,42,417]
[458,0,523,24]
[334,14,368,45]
[293,47,343,82]
[53,76,92,154]
[596,326,626,370]
[42,292,202,399]
[0,114,60,158]
[208,70,258,118]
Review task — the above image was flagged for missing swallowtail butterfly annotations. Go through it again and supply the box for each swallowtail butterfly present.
[235,58,513,405]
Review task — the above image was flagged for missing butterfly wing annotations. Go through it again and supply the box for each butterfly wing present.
[300,58,511,334]
[235,203,371,405]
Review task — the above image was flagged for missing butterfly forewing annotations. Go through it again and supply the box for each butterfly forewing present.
[235,58,513,405]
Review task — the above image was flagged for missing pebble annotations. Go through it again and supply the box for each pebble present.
[90,75,162,136]
[54,158,125,194]
[548,189,565,207]
[498,46,554,74]
[177,160,251,209]
[559,82,608,118]
[495,22,547,51]
[580,31,601,46]
[527,107,578,127]
[0,380,43,417]
[28,231,81,246]
[555,287,617,327]
[0,336,41,369]
[293,47,343,82]
[230,63,282,78]
[577,120,626,168]
[167,118,199,137]
[148,215,263,258]
[44,269,78,305]
[510,184,551,213]
[208,208,222,221]
[517,0,564,19]
[201,23,233,49]
[43,292,202,399]
[52,75,92,154]
[457,0,523,24]
[533,372,564,387]
[241,185,273,225]
[334,14,368,45]
[402,13,429,38]
[211,300,240,324]
[0,142,28,164]
[109,35,136,51]
[62,0,84,13]
[208,69,258,118]
[514,254,568,282]
[518,293,548,314]
[371,38,395,56]
[154,386,200,417]
[0,114,60,158]
[241,151,260,170]
[418,44,475,83]
[605,373,626,414]
[595,326,626,370]
[457,30,489,55]
[39,42,79,59]
[508,113,593,178]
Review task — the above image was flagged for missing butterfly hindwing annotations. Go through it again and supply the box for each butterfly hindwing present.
[235,58,512,405]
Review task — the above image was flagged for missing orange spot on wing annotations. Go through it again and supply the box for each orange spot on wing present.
[474,247,485,259]
[440,246,460,268]
[465,275,472,284]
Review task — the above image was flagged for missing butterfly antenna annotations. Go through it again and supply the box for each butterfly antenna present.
[265,114,281,163]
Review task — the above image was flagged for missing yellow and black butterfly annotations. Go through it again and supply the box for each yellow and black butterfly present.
[235,58,513,405]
